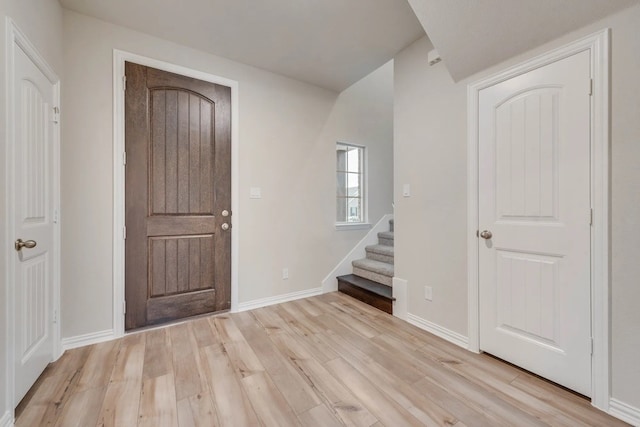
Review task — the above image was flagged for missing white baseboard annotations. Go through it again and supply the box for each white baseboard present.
[0,410,13,427]
[321,214,393,293]
[609,398,640,426]
[392,277,408,321]
[236,287,323,312]
[61,329,115,351]
[406,313,469,349]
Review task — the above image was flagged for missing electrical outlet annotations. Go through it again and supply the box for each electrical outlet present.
[424,286,433,301]
[282,268,289,280]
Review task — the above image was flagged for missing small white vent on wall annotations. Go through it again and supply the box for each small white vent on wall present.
[428,49,442,66]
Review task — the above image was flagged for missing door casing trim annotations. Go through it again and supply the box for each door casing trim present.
[467,29,610,410]
[4,17,62,416]
[112,50,240,337]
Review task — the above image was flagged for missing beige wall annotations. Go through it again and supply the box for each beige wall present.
[61,10,393,337]
[394,4,640,409]
[0,0,63,418]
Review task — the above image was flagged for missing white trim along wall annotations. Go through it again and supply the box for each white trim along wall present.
[609,398,640,426]
[406,313,469,349]
[467,29,610,411]
[0,410,12,427]
[112,50,240,338]
[4,17,62,421]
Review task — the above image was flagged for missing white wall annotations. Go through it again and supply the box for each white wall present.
[61,10,393,338]
[0,3,7,418]
[394,4,640,410]
[394,36,468,335]
[237,59,394,304]
[0,0,63,420]
[321,60,394,227]
[0,2,7,419]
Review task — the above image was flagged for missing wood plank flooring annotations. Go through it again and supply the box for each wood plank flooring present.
[16,292,628,426]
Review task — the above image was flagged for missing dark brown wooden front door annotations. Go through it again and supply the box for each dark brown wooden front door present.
[125,62,231,330]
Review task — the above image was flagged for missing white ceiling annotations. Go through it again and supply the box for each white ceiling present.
[407,0,639,81]
[59,0,425,92]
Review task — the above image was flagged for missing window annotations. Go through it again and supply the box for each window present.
[336,143,365,224]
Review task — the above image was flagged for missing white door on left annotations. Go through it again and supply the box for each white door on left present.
[13,44,56,404]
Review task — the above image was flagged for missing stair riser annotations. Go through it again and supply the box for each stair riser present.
[378,237,394,246]
[366,251,394,264]
[352,267,392,286]
[352,259,394,277]
[338,281,392,314]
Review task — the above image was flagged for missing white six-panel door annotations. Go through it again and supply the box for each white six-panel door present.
[13,44,56,404]
[478,50,592,396]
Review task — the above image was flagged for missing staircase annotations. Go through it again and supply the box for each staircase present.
[337,218,395,314]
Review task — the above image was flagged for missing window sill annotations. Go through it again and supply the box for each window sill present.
[335,223,372,231]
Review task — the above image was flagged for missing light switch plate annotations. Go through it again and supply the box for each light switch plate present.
[424,286,433,301]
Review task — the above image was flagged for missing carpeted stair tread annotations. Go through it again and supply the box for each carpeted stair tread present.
[378,231,394,247]
[365,244,395,257]
[377,231,394,241]
[352,258,394,277]
[365,244,394,263]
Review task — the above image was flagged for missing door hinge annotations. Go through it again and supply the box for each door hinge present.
[589,208,593,226]
[590,337,594,355]
[53,208,59,224]
[53,309,58,324]
[589,78,593,96]
[123,151,127,165]
[53,106,60,124]
[123,226,127,240]
[123,75,127,91]
[123,300,126,315]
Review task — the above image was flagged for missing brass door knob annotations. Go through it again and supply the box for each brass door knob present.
[479,230,493,240]
[15,239,37,251]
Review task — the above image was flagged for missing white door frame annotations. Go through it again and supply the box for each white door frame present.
[467,29,610,410]
[112,50,240,337]
[4,17,62,414]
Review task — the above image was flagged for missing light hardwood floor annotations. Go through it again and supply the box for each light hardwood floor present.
[16,292,628,426]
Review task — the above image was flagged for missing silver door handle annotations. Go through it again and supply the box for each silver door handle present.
[479,230,493,240]
[15,239,37,251]
[221,223,230,231]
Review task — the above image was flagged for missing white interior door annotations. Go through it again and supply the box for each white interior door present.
[478,50,592,396]
[13,45,56,404]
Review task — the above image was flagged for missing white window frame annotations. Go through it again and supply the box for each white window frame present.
[335,142,370,230]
